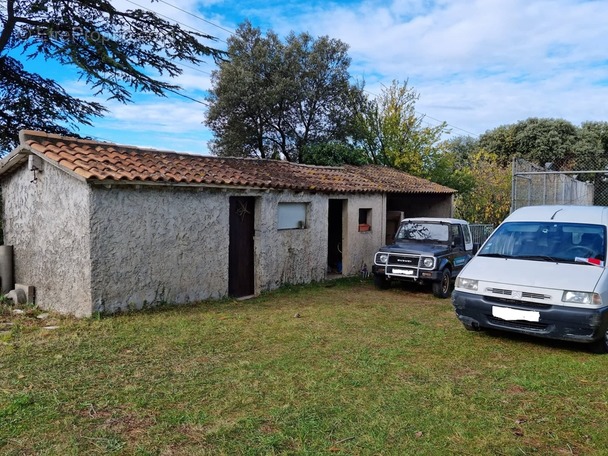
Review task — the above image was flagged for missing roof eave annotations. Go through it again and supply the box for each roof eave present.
[0,141,89,184]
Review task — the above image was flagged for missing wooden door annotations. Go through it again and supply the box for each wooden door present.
[229,196,255,297]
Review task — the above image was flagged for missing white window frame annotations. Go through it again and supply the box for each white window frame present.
[278,202,308,230]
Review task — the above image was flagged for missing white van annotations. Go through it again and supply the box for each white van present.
[452,205,608,353]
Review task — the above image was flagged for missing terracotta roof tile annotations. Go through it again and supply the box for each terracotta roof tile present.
[11,131,455,195]
[73,168,94,179]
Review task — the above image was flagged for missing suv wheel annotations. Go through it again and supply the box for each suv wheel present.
[432,268,451,298]
[373,273,390,290]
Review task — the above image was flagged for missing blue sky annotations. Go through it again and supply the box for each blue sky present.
[30,0,608,154]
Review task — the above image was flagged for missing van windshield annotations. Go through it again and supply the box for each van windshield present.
[478,221,606,265]
[395,221,449,243]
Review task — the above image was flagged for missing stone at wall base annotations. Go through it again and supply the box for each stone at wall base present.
[5,284,35,305]
[7,289,26,305]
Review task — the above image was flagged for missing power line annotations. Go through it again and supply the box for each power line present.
[156,0,235,36]
[179,62,213,77]
[120,0,216,105]
[422,113,478,137]
[363,87,478,137]
[124,0,478,138]
[164,87,210,106]
[123,0,229,45]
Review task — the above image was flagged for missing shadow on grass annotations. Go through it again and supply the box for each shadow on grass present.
[480,327,600,355]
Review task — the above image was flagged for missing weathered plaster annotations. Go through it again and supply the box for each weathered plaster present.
[89,187,340,313]
[2,159,427,316]
[255,191,329,292]
[1,161,93,316]
[339,193,385,276]
[89,185,229,313]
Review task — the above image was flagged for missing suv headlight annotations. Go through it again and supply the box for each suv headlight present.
[456,277,478,291]
[376,253,388,264]
[562,291,602,305]
[421,257,434,268]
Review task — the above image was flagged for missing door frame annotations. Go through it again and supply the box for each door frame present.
[228,196,256,297]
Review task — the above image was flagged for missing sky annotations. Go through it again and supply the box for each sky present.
[24,0,608,154]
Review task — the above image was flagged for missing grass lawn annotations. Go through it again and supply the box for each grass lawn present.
[1,277,608,455]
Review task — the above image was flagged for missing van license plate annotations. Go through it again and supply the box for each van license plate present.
[492,306,540,323]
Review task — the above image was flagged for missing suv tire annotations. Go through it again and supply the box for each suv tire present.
[373,273,391,290]
[432,268,452,299]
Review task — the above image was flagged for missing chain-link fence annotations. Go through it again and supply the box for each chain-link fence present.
[511,158,608,211]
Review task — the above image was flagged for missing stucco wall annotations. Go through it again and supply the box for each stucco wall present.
[255,191,329,291]
[255,192,385,286]
[1,161,93,316]
[90,186,339,312]
[1,162,401,316]
[89,185,229,313]
[339,193,385,276]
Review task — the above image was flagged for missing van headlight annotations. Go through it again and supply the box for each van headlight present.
[562,291,602,305]
[456,277,478,291]
[421,257,434,268]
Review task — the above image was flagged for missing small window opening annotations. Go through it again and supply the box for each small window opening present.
[359,208,371,232]
[278,203,308,230]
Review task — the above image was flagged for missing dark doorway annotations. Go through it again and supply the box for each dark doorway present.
[229,196,255,297]
[327,199,344,274]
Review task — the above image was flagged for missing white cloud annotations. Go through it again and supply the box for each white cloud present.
[262,0,608,135]
[73,93,213,154]
[54,0,608,152]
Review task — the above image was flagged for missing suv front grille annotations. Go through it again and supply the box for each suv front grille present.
[384,254,422,279]
[388,254,419,267]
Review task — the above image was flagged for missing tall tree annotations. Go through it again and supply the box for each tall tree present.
[0,0,224,154]
[353,80,449,176]
[205,20,364,162]
[479,118,578,169]
[574,121,608,205]
[427,140,476,195]
[441,135,479,163]
[575,121,608,169]
[300,142,367,166]
[454,148,511,225]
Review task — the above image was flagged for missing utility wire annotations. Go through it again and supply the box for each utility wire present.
[180,62,213,77]
[164,87,210,106]
[156,0,236,35]
[363,87,478,137]
[123,0,229,45]
[125,0,478,138]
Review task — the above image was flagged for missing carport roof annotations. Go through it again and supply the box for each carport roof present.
[1,130,456,195]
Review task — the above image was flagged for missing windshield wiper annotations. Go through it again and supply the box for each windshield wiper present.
[514,255,559,262]
[477,253,512,258]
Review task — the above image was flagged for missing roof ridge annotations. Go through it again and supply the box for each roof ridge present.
[9,130,456,194]
[18,130,346,170]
